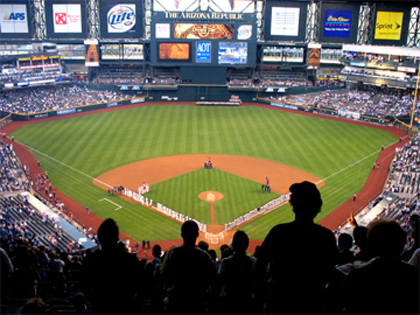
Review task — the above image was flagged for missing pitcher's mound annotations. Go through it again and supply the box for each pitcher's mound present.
[199,191,224,202]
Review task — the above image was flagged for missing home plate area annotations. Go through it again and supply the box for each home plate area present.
[205,232,225,244]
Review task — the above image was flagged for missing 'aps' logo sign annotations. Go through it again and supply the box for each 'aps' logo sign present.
[107,4,136,33]
[3,12,25,20]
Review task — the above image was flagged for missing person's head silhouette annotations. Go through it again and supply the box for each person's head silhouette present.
[289,181,322,222]
[181,220,199,246]
[98,218,119,250]
[231,230,249,253]
[152,244,162,258]
[367,218,407,258]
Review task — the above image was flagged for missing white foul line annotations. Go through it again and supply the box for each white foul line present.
[16,142,114,189]
[98,198,122,211]
[317,136,408,185]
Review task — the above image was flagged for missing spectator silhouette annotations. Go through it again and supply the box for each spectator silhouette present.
[160,220,217,314]
[81,218,143,314]
[409,248,420,270]
[20,297,47,314]
[343,218,419,314]
[337,233,356,265]
[0,247,13,312]
[198,240,210,252]
[218,230,256,314]
[352,225,373,263]
[401,214,419,262]
[253,181,339,314]
[143,244,163,313]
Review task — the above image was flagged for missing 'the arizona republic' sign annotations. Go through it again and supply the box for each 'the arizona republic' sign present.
[107,4,136,33]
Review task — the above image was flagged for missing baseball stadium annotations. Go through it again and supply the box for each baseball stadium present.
[0,0,419,313]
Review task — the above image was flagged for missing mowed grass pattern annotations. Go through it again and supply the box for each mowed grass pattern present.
[12,105,398,240]
[146,168,280,225]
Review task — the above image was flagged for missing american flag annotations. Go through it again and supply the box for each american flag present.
[229,0,235,10]
[175,0,180,9]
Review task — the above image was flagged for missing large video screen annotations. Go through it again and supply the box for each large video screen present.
[372,6,411,46]
[158,43,190,61]
[100,0,143,39]
[45,0,87,38]
[123,44,143,60]
[0,1,31,38]
[101,44,144,60]
[101,44,120,60]
[319,3,360,44]
[264,1,307,42]
[218,42,247,65]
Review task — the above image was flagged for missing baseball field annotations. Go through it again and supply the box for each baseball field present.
[10,103,399,245]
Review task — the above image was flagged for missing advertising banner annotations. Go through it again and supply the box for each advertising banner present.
[319,4,359,44]
[158,43,190,61]
[218,42,247,64]
[264,1,307,42]
[45,0,86,38]
[0,4,28,33]
[57,108,76,115]
[53,4,82,33]
[107,4,136,33]
[100,0,143,38]
[374,11,404,40]
[174,23,234,39]
[323,9,351,38]
[237,25,252,40]
[67,64,88,73]
[0,1,31,38]
[106,101,122,107]
[371,5,411,46]
[308,48,320,67]
[196,41,211,63]
[271,7,299,36]
[85,39,100,67]
[155,23,170,38]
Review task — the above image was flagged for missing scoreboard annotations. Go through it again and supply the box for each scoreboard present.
[151,21,256,67]
[150,0,257,67]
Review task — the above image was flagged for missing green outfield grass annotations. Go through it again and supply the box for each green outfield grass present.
[12,105,398,241]
[146,168,280,225]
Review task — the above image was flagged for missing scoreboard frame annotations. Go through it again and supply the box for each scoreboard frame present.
[150,18,257,67]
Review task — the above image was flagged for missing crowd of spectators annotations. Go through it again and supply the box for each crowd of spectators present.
[259,75,310,88]
[1,175,419,314]
[311,88,418,119]
[0,140,104,314]
[227,78,254,87]
[315,79,346,88]
[341,66,407,81]
[0,68,63,84]
[227,72,311,88]
[0,141,30,193]
[95,77,144,85]
[0,85,135,114]
[336,134,420,263]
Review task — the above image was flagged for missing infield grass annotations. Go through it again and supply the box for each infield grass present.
[146,168,280,225]
[12,105,398,241]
